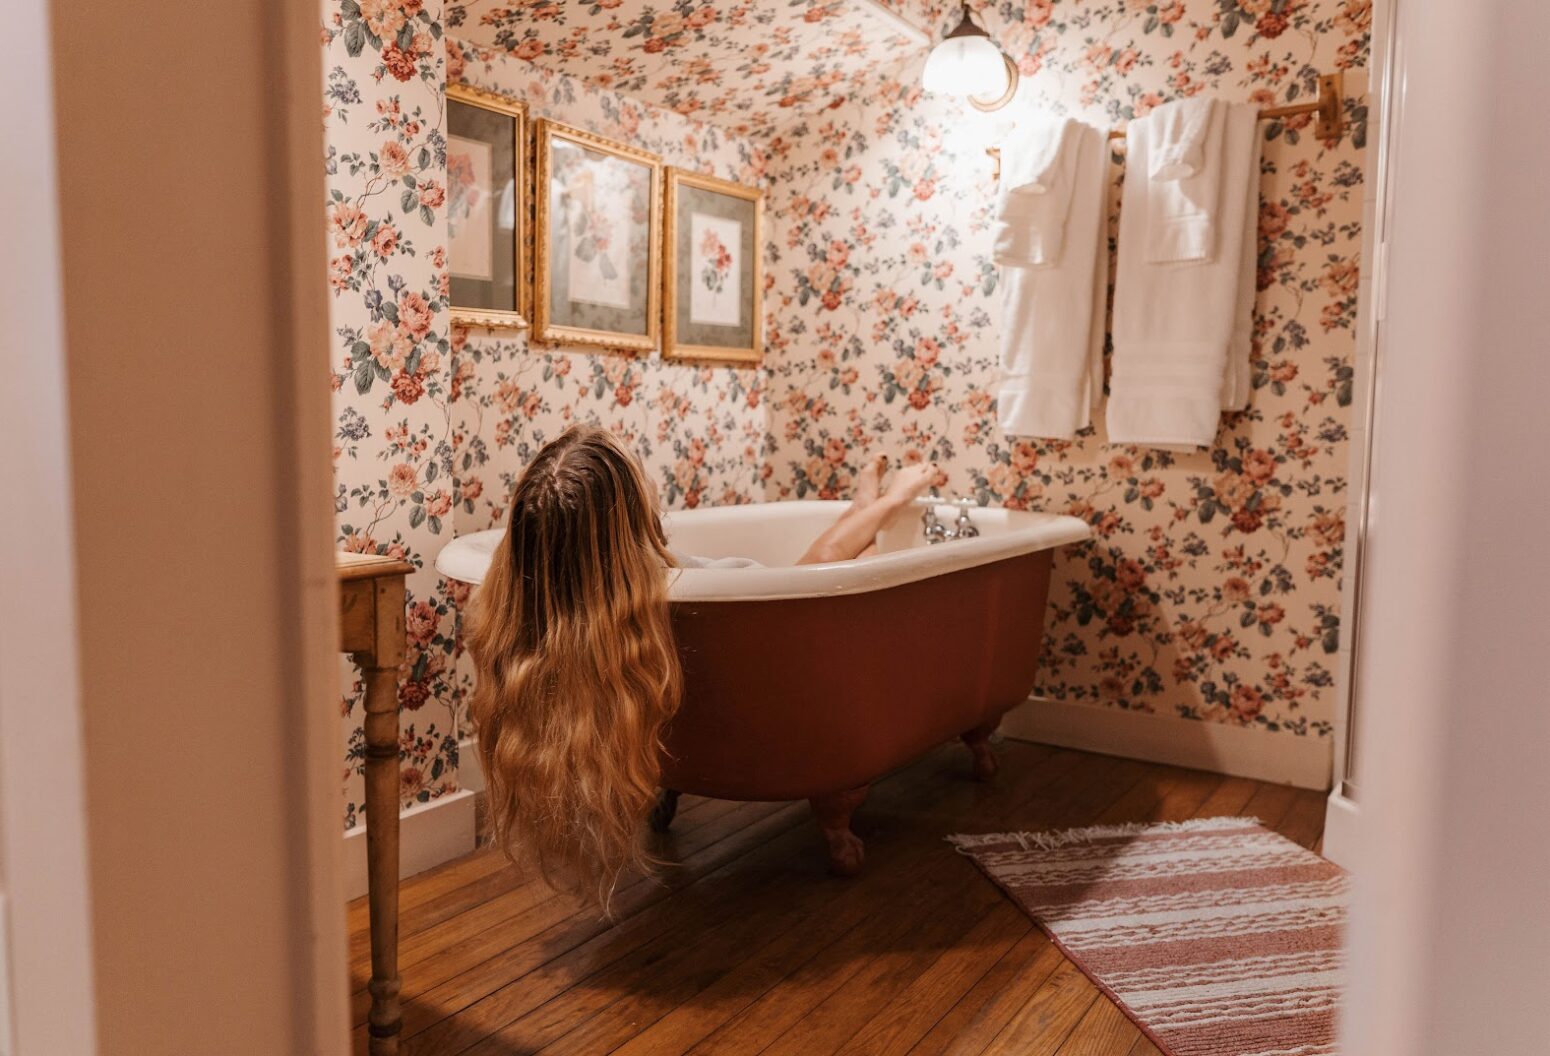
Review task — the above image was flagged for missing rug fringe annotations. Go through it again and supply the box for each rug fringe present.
[947,815,1262,853]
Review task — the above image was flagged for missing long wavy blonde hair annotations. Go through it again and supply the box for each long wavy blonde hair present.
[466,425,682,908]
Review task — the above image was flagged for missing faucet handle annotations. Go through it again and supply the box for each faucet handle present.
[919,496,949,544]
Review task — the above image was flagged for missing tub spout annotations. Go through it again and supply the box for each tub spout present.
[921,504,949,544]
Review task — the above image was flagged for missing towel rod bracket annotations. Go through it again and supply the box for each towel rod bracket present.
[1312,72,1345,141]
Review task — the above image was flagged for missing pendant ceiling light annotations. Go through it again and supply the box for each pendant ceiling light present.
[921,2,1018,112]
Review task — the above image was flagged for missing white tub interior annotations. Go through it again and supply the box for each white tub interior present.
[436,500,1091,602]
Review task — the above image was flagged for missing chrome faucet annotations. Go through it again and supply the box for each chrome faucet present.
[916,492,979,543]
[954,506,980,539]
[921,499,950,544]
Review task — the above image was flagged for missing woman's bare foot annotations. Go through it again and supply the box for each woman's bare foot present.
[854,455,888,507]
[884,463,936,506]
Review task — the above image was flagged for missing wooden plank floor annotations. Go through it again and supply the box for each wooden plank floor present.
[347,742,1328,1056]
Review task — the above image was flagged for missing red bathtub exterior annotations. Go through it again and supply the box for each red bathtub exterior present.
[658,549,1057,872]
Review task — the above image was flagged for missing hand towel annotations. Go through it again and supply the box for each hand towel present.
[1149,95,1216,181]
[1142,98,1226,263]
[992,114,1079,268]
[1107,102,1262,449]
[997,121,1110,439]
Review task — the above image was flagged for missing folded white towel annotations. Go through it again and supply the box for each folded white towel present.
[1222,122,1261,412]
[993,114,1079,268]
[1143,98,1226,263]
[1107,102,1262,449]
[1149,95,1216,181]
[997,121,1109,439]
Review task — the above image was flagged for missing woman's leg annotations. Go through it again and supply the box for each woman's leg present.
[797,463,935,565]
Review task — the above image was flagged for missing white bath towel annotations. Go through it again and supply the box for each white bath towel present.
[997,121,1109,440]
[992,113,1080,268]
[1142,98,1226,263]
[1107,102,1262,449]
[1149,95,1217,181]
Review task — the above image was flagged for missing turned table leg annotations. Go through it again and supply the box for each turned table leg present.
[338,557,413,1056]
[359,658,403,1055]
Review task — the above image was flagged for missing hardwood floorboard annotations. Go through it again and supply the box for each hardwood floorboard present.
[402,748,1023,1054]
[981,959,1098,1056]
[686,752,1143,1056]
[1278,789,1330,849]
[348,743,1329,1056]
[1052,994,1143,1055]
[347,794,734,967]
[829,904,1032,1056]
[367,800,809,1042]
[902,930,1063,1056]
[921,763,1234,1056]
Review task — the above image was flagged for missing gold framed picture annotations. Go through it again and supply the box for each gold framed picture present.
[446,84,527,331]
[663,168,764,365]
[533,120,662,353]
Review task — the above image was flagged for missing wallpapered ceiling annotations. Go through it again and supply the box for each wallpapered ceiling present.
[323,0,1370,825]
[444,0,932,136]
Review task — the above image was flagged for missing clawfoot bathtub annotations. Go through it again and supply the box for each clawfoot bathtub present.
[436,500,1090,876]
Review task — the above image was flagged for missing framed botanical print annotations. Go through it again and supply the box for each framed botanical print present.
[533,120,662,353]
[663,169,764,364]
[446,84,527,330]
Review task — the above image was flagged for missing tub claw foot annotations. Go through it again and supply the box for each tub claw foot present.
[961,726,999,782]
[649,789,681,834]
[809,785,869,877]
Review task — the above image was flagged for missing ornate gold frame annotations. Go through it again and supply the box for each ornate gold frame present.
[445,83,528,331]
[662,168,764,366]
[533,119,662,354]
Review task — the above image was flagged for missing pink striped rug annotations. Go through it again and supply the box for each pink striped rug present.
[950,817,1347,1056]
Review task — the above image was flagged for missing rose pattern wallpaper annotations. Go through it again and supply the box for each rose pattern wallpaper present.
[324,0,469,829]
[762,0,1370,736]
[447,39,769,531]
[324,0,1369,826]
[323,5,767,827]
[445,0,926,137]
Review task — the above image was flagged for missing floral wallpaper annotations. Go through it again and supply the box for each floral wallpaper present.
[323,0,1370,829]
[445,39,769,532]
[320,6,767,827]
[761,0,1371,738]
[323,0,466,829]
[444,0,926,136]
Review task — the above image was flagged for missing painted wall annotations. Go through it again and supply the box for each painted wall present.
[56,0,349,1044]
[1342,1,1550,1049]
[762,0,1371,746]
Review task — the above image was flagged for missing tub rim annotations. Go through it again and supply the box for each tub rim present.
[433,500,1091,602]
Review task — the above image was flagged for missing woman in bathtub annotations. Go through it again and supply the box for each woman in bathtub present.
[466,425,933,906]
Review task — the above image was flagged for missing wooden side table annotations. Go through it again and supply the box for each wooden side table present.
[337,552,414,1056]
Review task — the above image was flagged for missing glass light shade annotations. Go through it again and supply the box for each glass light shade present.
[921,33,1009,97]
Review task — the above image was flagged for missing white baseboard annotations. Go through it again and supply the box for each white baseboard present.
[1321,786,1360,869]
[341,787,478,900]
[458,736,485,794]
[1001,696,1333,790]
